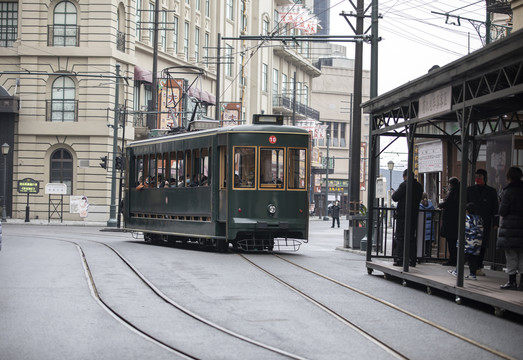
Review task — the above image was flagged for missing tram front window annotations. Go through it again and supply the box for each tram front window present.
[260,148,284,189]
[288,148,307,189]
[233,147,255,188]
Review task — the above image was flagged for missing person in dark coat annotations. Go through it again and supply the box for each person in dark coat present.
[467,169,498,276]
[391,169,423,267]
[331,201,341,228]
[438,177,460,266]
[496,166,523,290]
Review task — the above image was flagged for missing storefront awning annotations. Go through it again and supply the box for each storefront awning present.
[187,86,216,105]
[134,66,152,83]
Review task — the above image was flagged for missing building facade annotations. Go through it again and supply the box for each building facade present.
[0,0,321,223]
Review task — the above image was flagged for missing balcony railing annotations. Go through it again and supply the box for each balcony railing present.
[272,95,320,121]
[46,100,78,122]
[117,30,126,52]
[47,25,80,47]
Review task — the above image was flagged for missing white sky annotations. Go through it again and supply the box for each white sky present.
[324,0,488,168]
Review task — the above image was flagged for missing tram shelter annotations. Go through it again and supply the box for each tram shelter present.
[361,29,523,315]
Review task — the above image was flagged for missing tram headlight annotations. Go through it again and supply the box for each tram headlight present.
[267,204,276,215]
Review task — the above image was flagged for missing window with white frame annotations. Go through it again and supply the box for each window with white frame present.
[225,44,233,77]
[226,0,234,21]
[272,68,278,104]
[195,26,200,63]
[161,10,167,51]
[51,76,76,122]
[282,73,288,97]
[173,16,178,54]
[135,0,141,39]
[263,18,269,36]
[184,21,189,60]
[204,32,209,67]
[0,2,17,47]
[53,1,78,46]
[262,63,268,92]
[148,3,154,43]
[205,0,210,17]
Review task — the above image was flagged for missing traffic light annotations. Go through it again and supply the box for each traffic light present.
[115,156,123,170]
[99,156,108,169]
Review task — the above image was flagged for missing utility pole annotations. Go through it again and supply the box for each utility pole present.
[341,0,366,215]
[215,33,221,121]
[150,0,160,129]
[107,64,120,227]
[292,71,297,126]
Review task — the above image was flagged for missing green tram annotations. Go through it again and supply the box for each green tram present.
[122,115,309,251]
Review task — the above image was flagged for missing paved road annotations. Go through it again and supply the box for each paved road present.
[0,221,522,360]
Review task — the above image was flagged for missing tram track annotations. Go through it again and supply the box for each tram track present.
[18,232,307,359]
[239,253,516,360]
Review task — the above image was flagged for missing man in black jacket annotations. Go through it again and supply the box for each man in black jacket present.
[467,169,498,276]
[392,170,423,267]
[331,201,341,228]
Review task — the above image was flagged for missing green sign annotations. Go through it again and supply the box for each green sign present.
[17,178,40,194]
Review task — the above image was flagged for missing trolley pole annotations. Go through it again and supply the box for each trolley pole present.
[107,64,120,227]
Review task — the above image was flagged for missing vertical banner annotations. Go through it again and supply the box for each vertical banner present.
[158,78,184,129]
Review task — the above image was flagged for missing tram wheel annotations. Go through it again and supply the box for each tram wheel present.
[215,239,228,253]
[367,268,373,275]
[426,286,432,295]
[402,280,407,287]
[455,296,462,305]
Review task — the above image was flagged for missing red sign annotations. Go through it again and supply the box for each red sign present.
[269,135,277,144]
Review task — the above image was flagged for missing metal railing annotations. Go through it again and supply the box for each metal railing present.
[272,95,320,121]
[45,100,79,122]
[117,30,126,52]
[47,25,80,47]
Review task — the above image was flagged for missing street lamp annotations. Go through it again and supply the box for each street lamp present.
[323,132,330,221]
[387,160,394,191]
[387,160,394,227]
[2,142,10,222]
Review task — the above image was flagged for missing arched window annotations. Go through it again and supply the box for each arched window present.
[50,148,73,195]
[53,1,78,46]
[51,76,76,122]
[117,4,126,52]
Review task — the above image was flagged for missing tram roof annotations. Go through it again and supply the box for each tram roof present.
[128,124,309,147]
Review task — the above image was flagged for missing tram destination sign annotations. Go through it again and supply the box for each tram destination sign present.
[17,178,40,194]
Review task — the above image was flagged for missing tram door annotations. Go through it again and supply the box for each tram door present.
[218,146,227,221]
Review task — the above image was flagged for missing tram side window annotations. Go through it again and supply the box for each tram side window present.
[219,146,227,189]
[135,156,144,187]
[233,147,255,188]
[201,148,210,186]
[288,148,307,189]
[148,154,157,187]
[259,147,285,189]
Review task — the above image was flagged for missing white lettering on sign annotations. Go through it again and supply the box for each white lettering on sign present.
[418,86,452,120]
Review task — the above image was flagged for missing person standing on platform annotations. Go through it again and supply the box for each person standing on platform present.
[439,177,460,266]
[467,169,498,276]
[331,201,341,228]
[496,166,523,290]
[447,202,483,280]
[392,169,423,267]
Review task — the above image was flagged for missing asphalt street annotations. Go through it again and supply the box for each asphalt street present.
[0,219,522,360]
